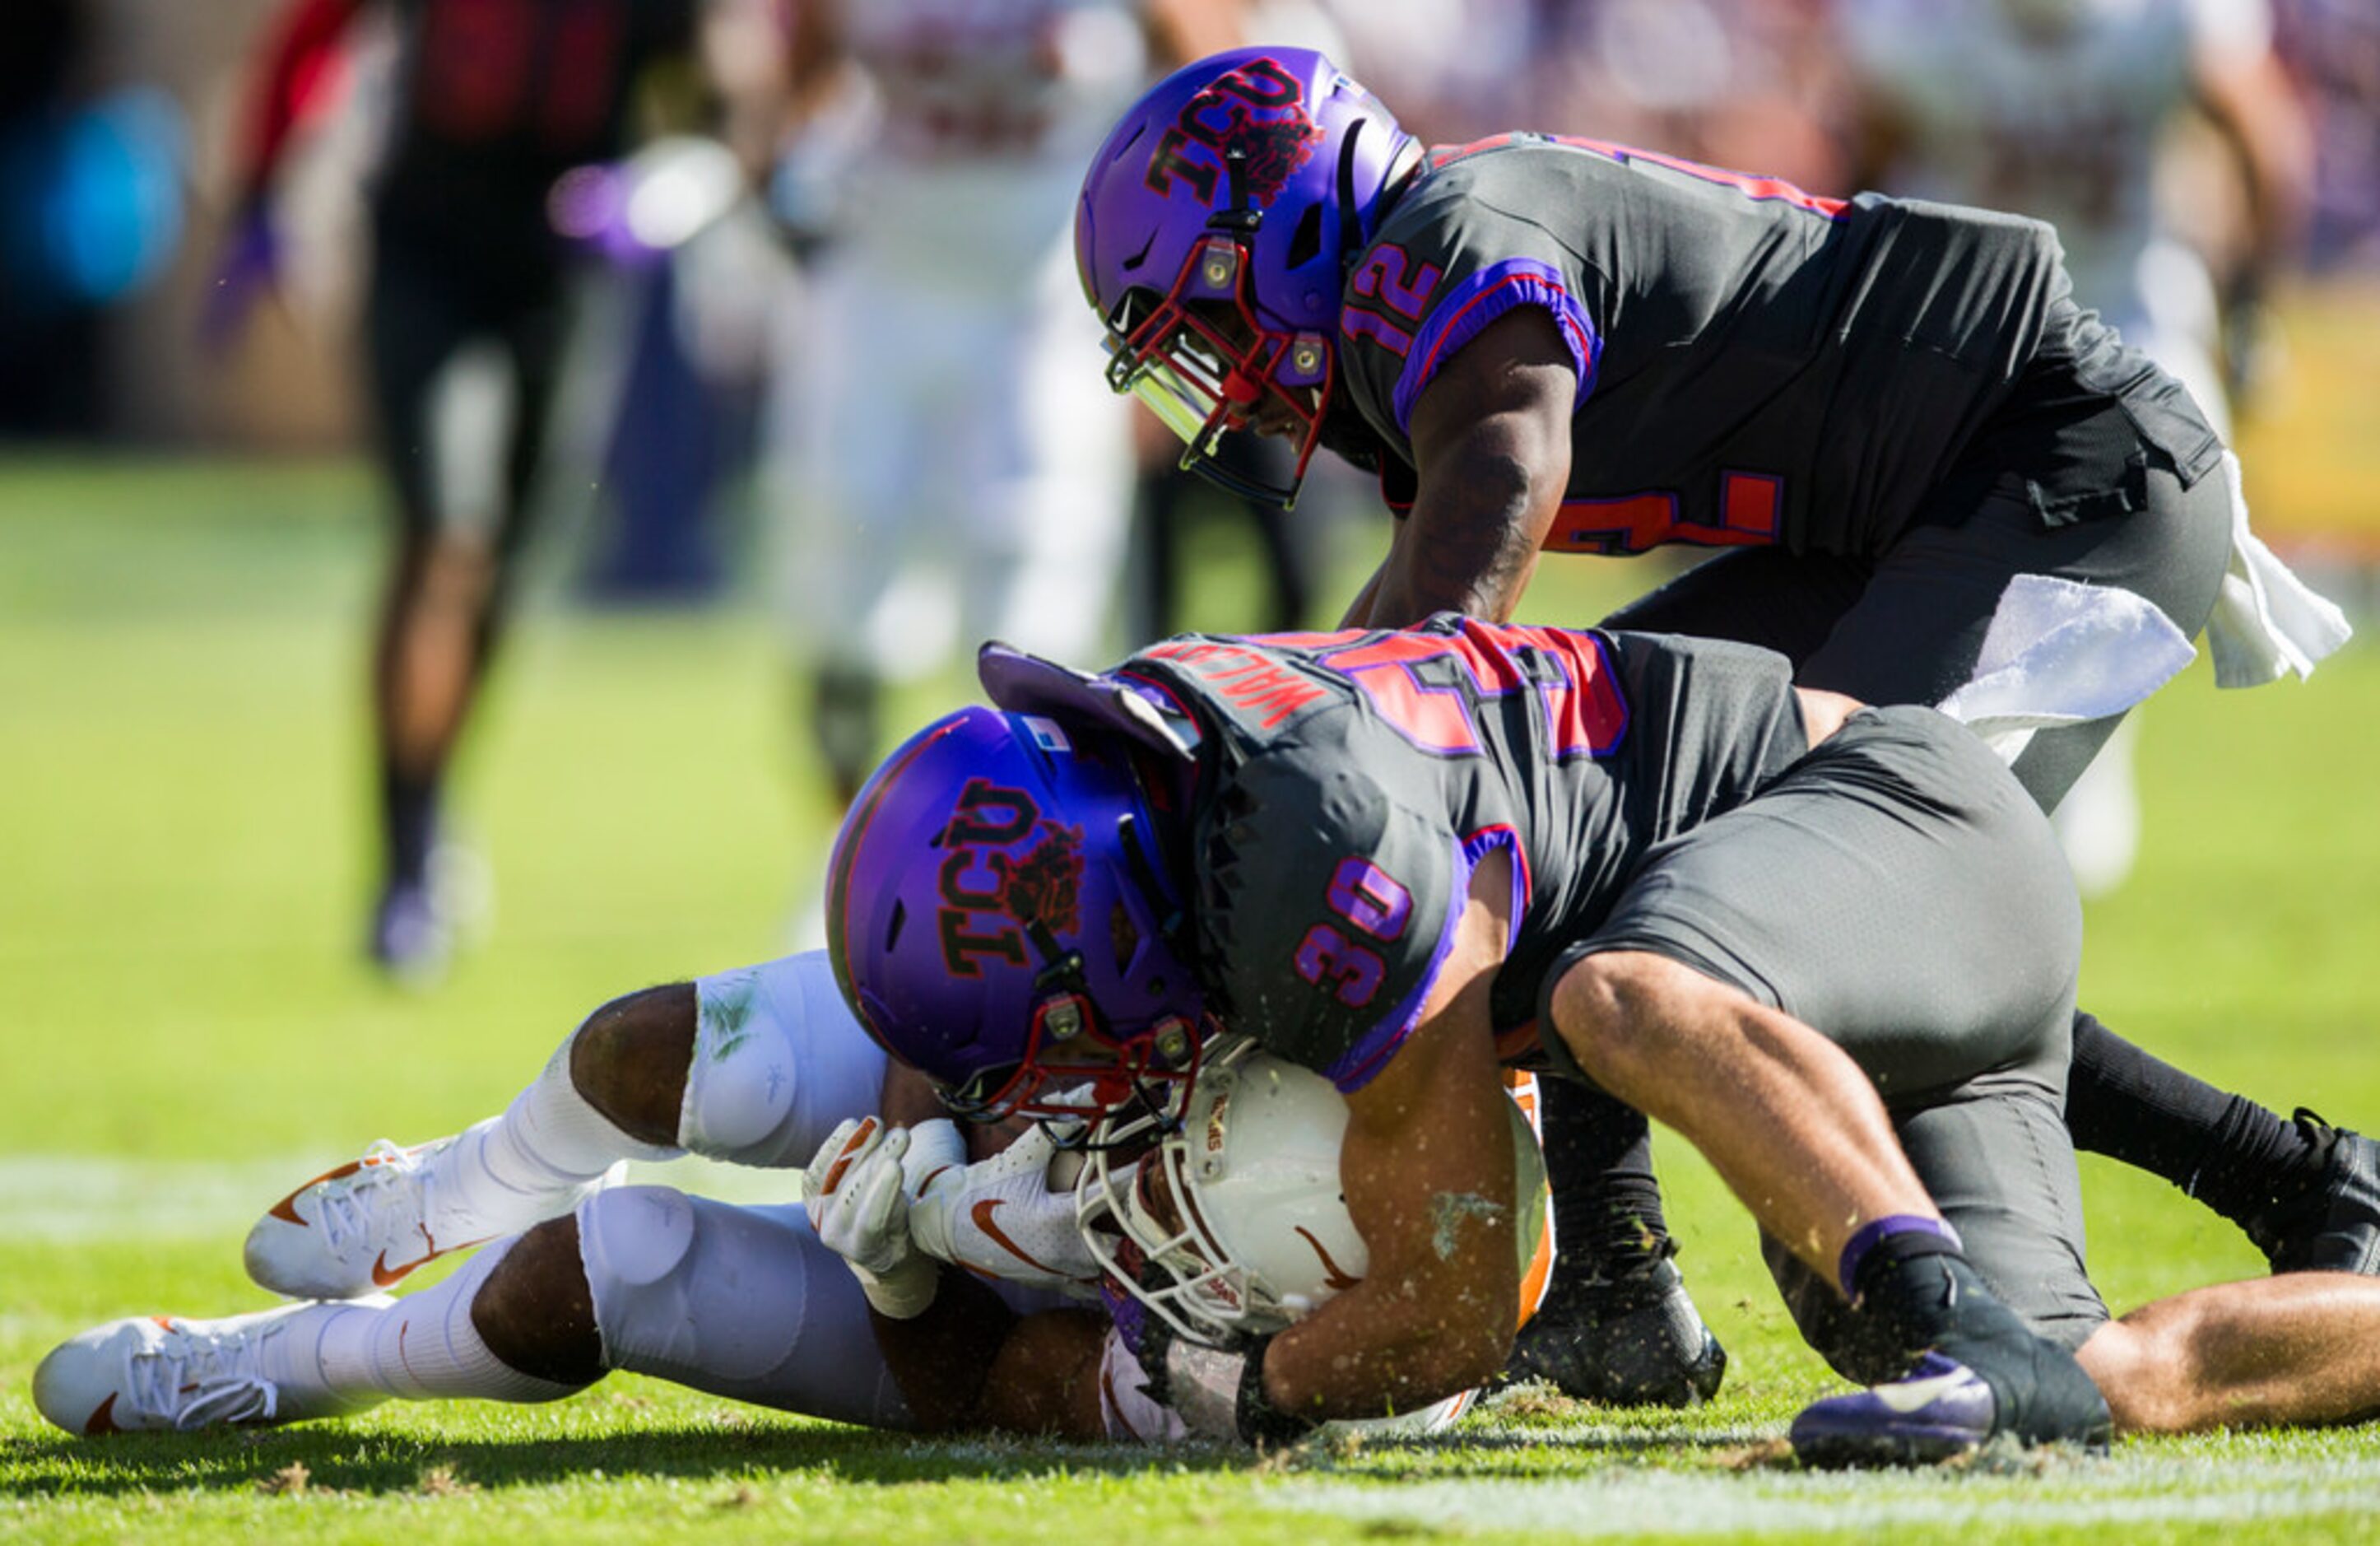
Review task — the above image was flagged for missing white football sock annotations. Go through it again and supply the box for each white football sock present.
[434,1032,680,1235]
[313,1241,581,1404]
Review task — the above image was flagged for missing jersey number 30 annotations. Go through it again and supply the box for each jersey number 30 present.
[1281,622,1627,1008]
[1295,858,1413,1008]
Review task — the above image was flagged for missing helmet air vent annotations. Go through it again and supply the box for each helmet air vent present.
[1286,201,1323,271]
[1110,900,1143,976]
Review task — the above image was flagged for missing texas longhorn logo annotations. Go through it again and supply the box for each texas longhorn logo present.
[935,777,1086,976]
[1143,56,1321,207]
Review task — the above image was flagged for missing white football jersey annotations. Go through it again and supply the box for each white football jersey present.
[1838,0,2271,317]
[836,0,1153,279]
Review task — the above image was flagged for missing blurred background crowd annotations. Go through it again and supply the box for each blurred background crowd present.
[20,0,2380,438]
[8,0,2379,979]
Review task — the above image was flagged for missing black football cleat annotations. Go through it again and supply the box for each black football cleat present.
[2261,1110,2380,1277]
[1790,1352,1999,1468]
[1798,1254,2110,1469]
[1497,1252,1727,1407]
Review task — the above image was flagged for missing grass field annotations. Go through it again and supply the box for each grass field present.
[2,454,2378,1543]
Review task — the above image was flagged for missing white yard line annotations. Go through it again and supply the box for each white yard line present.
[0,1154,800,1243]
[1270,1453,2380,1534]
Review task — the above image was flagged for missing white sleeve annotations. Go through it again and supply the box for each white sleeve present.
[1096,1326,1188,1444]
[2185,0,2273,58]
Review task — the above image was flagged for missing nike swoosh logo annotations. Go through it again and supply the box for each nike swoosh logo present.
[265,1157,370,1227]
[971,1199,1090,1283]
[370,1232,490,1288]
[1875,1369,1983,1414]
[84,1393,122,1436]
[1295,1226,1362,1291]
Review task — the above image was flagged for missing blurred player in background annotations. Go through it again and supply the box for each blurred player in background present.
[214,0,738,983]
[768,0,1247,818]
[1834,0,2316,893]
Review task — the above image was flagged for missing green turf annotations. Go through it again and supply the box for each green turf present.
[2,455,2376,1542]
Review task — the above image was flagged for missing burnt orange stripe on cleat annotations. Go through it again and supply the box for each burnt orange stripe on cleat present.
[266,1157,370,1226]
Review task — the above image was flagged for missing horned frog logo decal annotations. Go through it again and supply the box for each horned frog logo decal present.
[934,777,1087,976]
[1143,57,1322,208]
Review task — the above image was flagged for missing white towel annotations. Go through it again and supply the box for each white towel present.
[1936,574,2199,761]
[2204,451,2354,688]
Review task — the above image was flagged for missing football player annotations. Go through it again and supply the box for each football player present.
[768,0,1250,813]
[216,0,722,981]
[30,955,1538,1443]
[828,622,2379,1463]
[1070,46,2361,1406]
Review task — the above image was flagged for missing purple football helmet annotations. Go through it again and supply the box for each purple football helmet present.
[1076,48,1416,508]
[826,705,1207,1126]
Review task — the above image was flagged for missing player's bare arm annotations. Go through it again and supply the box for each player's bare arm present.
[881,1057,956,1130]
[1351,306,1577,629]
[1142,0,1247,68]
[1260,850,1521,1420]
[2191,30,2315,277]
[858,1253,1102,1436]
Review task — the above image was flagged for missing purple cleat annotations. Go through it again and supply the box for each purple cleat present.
[1789,1353,1999,1468]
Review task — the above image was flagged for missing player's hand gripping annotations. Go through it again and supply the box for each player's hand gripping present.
[909,1120,1101,1294]
[804,1117,948,1320]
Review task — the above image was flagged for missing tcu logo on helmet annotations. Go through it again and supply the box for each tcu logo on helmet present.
[935,778,1086,977]
[1142,56,1321,207]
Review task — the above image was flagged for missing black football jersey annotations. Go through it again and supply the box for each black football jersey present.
[1113,619,1806,1090]
[1335,136,2078,558]
[376,0,700,246]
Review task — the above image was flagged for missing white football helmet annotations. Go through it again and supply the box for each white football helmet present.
[1076,1039,1551,1349]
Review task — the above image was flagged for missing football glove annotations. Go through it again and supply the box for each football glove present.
[803,1118,938,1319]
[909,1120,1101,1294]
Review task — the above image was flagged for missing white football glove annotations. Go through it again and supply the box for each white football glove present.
[909,1122,1101,1294]
[803,1117,939,1319]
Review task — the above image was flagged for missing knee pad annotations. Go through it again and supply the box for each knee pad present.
[579,1186,906,1427]
[579,1185,698,1293]
[679,952,886,1167]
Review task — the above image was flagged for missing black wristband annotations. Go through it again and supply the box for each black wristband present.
[1233,1334,1318,1447]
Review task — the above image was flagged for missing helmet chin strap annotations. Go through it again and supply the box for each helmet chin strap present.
[1206,146,1269,418]
[1016,874,1198,1139]
[1207,146,1262,239]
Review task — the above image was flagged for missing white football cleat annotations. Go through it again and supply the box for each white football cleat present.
[34,1301,388,1436]
[245,1130,622,1301]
